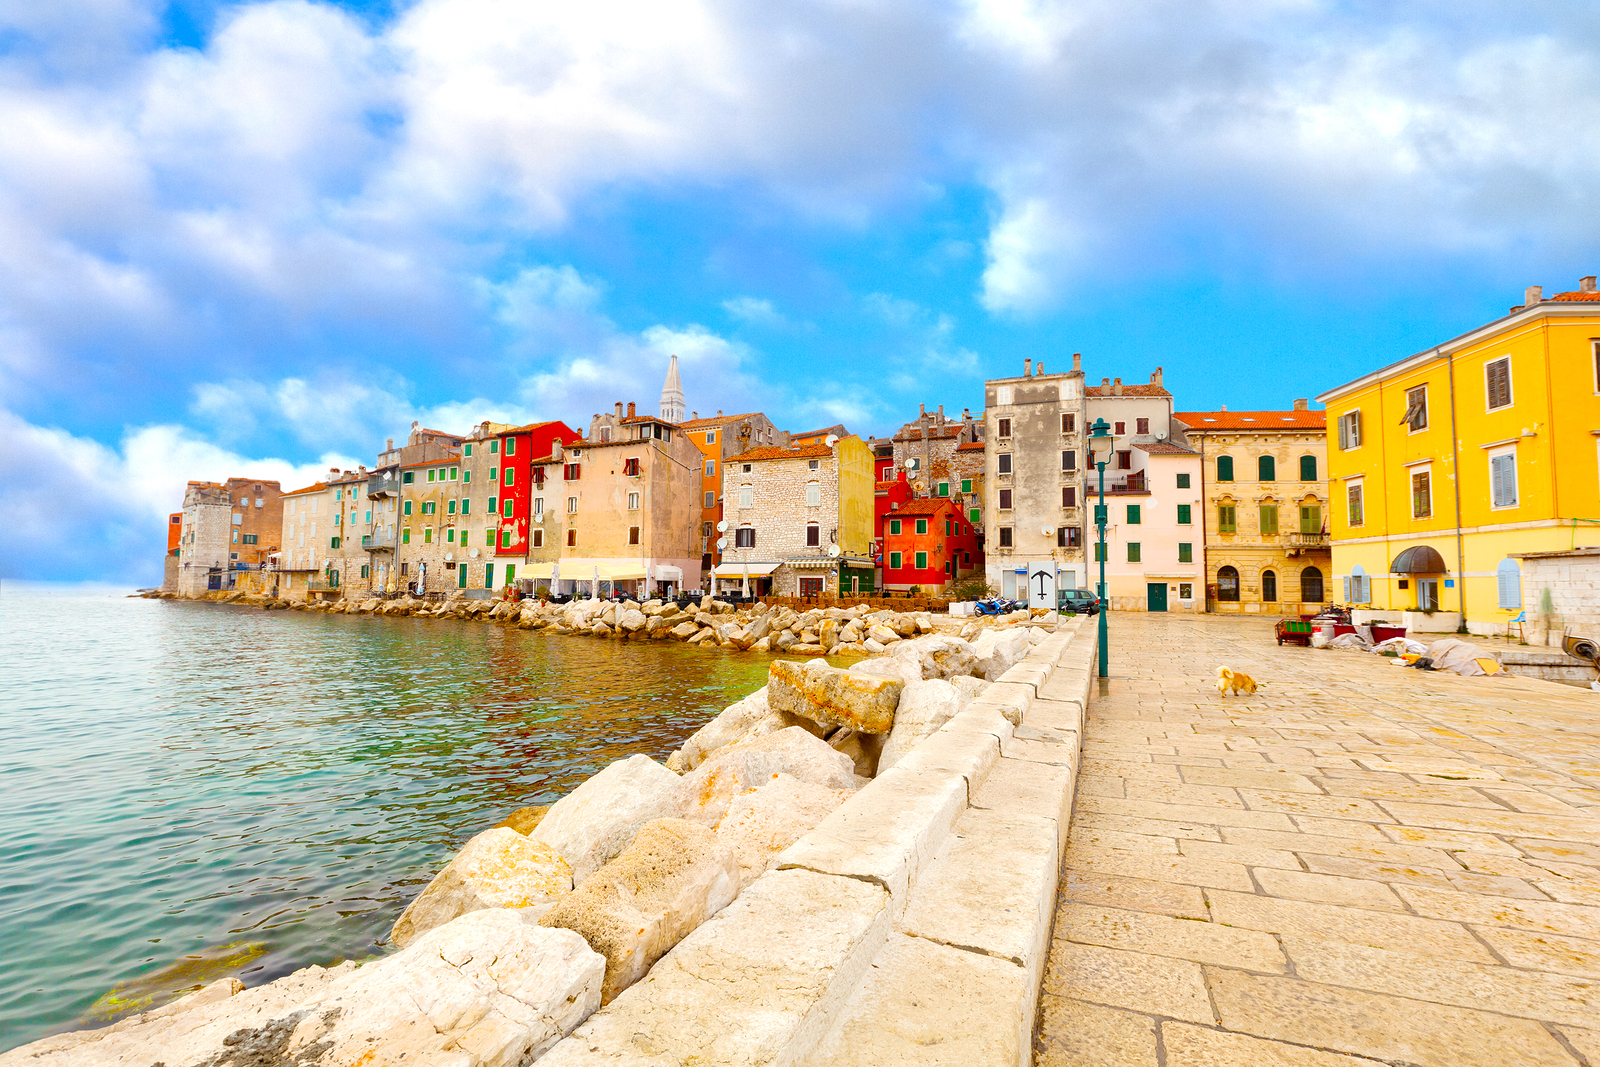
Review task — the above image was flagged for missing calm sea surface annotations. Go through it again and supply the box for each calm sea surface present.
[0,585,770,1051]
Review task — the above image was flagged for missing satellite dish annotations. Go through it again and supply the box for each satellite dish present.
[906,458,920,470]
[716,520,729,532]
[716,537,728,550]
[445,552,455,561]
[470,549,479,558]
[914,480,925,492]
[824,434,839,448]
[1156,431,1168,440]
[1041,526,1052,536]
[827,544,841,557]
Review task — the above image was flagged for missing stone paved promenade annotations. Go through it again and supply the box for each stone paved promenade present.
[1035,613,1600,1067]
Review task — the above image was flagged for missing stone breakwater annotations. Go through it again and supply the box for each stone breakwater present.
[7,608,1092,1067]
[138,587,1043,656]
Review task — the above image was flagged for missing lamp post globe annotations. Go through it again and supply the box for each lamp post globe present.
[1087,418,1115,679]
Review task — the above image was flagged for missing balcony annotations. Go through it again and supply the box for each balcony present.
[1103,472,1149,495]
[1283,531,1331,555]
[363,531,398,551]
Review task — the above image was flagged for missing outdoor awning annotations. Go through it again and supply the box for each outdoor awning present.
[653,566,683,583]
[1390,546,1448,574]
[710,561,783,577]
[521,560,648,581]
[787,557,838,569]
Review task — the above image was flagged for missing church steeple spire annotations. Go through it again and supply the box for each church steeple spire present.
[659,353,686,423]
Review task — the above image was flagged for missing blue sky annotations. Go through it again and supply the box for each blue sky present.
[2,0,1598,582]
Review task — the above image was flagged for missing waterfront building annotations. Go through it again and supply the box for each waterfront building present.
[162,512,182,591]
[520,403,700,598]
[881,497,982,593]
[677,410,789,585]
[717,437,875,597]
[276,472,368,598]
[1315,275,1600,635]
[490,419,586,591]
[889,406,983,499]
[174,477,283,596]
[369,424,465,594]
[1092,442,1204,612]
[982,355,1088,600]
[789,423,849,448]
[1174,403,1330,616]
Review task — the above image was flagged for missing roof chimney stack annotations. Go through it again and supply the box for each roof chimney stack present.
[627,402,636,417]
[937,404,945,423]
[1152,367,1163,386]
[920,403,926,416]
[1220,404,1228,412]
[386,437,393,451]
[1072,352,1082,373]
[1113,377,1123,396]
[1101,377,1110,388]
[692,410,699,420]
[1293,398,1308,411]
[1581,276,1598,293]
[1035,362,1043,376]
[615,402,624,418]
[1525,285,1543,306]
[1024,358,1032,377]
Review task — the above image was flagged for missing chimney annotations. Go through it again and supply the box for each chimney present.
[615,402,624,418]
[1113,377,1123,396]
[1072,352,1081,373]
[1581,276,1598,293]
[1293,398,1308,411]
[386,437,393,451]
[1152,367,1163,386]
[1220,404,1228,412]
[1035,362,1043,376]
[1101,377,1110,388]
[627,402,636,418]
[552,440,564,462]
[1024,358,1032,377]
[920,403,926,416]
[717,409,723,417]
[1525,285,1543,306]
[937,405,945,424]
[692,410,699,420]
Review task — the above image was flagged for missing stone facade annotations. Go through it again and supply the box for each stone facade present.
[1174,405,1331,615]
[1515,547,1600,646]
[175,481,231,597]
[983,356,1088,600]
[276,471,370,599]
[677,409,788,583]
[397,452,468,596]
[174,478,283,596]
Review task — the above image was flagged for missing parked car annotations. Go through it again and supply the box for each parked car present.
[1056,588,1101,615]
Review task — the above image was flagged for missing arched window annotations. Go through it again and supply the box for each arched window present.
[1216,455,1234,482]
[1258,455,1276,482]
[1300,454,1318,481]
[1497,558,1522,610]
[1261,570,1278,602]
[1218,566,1240,602]
[1301,566,1324,603]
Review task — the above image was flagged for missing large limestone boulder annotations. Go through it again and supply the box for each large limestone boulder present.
[877,679,964,773]
[890,634,978,680]
[541,819,739,1004]
[848,654,922,687]
[7,911,603,1067]
[827,727,884,778]
[391,828,573,947]
[714,774,854,887]
[496,804,550,835]
[618,608,647,633]
[675,726,858,825]
[532,755,684,882]
[667,688,770,773]
[971,627,1031,681]
[767,659,903,734]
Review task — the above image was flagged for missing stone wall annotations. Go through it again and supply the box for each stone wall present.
[732,453,842,562]
[1520,548,1600,645]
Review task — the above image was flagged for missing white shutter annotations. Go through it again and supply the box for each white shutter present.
[1342,577,1351,603]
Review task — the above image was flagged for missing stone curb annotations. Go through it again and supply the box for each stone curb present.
[538,617,1096,1066]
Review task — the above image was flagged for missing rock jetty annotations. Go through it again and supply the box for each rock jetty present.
[7,610,1077,1067]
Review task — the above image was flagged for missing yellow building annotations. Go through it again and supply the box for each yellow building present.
[1316,276,1600,635]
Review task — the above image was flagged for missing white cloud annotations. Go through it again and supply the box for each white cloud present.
[721,296,785,326]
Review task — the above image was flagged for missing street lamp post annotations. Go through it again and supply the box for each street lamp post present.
[1088,417,1116,679]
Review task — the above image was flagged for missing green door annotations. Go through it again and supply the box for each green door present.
[458,563,467,588]
[1147,582,1168,612]
[485,563,495,589]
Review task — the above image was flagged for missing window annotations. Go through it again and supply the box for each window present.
[450,467,458,481]
[461,499,470,516]
[997,453,1012,474]
[997,417,1012,438]
[808,459,819,470]
[617,457,638,477]
[402,527,411,544]
[738,487,753,508]
[1259,505,1278,535]
[1478,356,1514,411]
[706,431,716,444]
[999,489,1013,510]
[1301,566,1324,603]
[427,470,435,483]
[1126,542,1141,562]
[1125,504,1141,524]
[447,499,457,515]
[806,483,822,506]
[915,518,928,534]
[1347,481,1364,527]
[1061,450,1076,471]
[1497,558,1522,610]
[1114,421,1125,435]
[1346,565,1370,604]
[1093,541,1106,562]
[938,481,949,497]
[566,529,576,547]
[532,468,543,487]
[1136,418,1149,435]
[1216,455,1234,481]
[503,499,513,517]
[532,529,544,548]
[1262,570,1277,602]
[489,467,497,482]
[485,528,495,546]
[704,491,715,508]
[1179,582,1192,599]
[1411,469,1432,519]
[489,440,498,454]
[488,496,497,513]
[564,463,580,480]
[629,526,640,545]
[734,527,756,548]
[1176,472,1190,489]
[1219,504,1237,532]
[889,551,903,569]
[1217,565,1240,601]
[1490,449,1518,509]
[741,463,751,473]
[330,536,341,548]
[1117,451,1131,470]
[446,528,455,543]
[969,508,981,524]
[1402,385,1428,431]
[998,526,1013,547]
[961,478,973,493]
[1177,504,1191,525]
[504,468,515,486]
[915,551,928,569]
[1299,505,1322,533]
[504,437,516,455]
[1062,486,1077,508]
[242,533,258,545]
[806,524,821,547]
[889,518,902,535]
[1338,410,1363,450]
[566,496,577,513]
[1258,456,1275,481]
[423,527,433,544]
[1057,526,1081,547]
[1061,413,1075,433]
[403,471,414,484]
[1178,541,1192,563]
[464,443,473,457]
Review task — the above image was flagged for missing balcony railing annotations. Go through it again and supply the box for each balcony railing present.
[1283,531,1331,552]
[1103,473,1149,495]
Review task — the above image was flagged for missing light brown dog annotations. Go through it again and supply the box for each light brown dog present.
[1216,667,1259,696]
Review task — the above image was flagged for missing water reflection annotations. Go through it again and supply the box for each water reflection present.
[0,590,769,1050]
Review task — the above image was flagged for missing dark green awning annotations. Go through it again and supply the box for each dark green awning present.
[1390,545,1447,574]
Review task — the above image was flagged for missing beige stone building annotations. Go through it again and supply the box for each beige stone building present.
[676,409,788,582]
[1174,404,1331,614]
[366,424,465,593]
[175,477,283,595]
[396,450,467,595]
[889,405,983,497]
[718,437,875,597]
[983,355,1088,599]
[275,470,370,599]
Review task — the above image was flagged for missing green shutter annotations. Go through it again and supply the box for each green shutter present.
[961,479,972,493]
[969,508,981,524]
[1177,504,1191,524]
[1216,456,1233,481]
[1300,455,1317,481]
[1260,505,1278,535]
[915,518,928,534]
[889,552,902,569]
[1126,505,1141,524]
[1300,505,1322,533]
[1219,505,1236,533]
[1258,455,1275,481]
[889,519,901,535]
[915,551,928,569]
[1178,542,1192,563]
[1176,473,1190,488]
[1127,542,1140,563]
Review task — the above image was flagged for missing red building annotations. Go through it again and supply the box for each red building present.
[873,469,913,557]
[881,497,981,592]
[493,420,585,557]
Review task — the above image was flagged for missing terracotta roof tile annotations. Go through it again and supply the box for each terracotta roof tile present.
[1548,290,1600,302]
[677,412,763,428]
[1084,383,1172,397]
[1174,410,1326,430]
[956,441,985,451]
[887,498,954,516]
[1136,442,1199,455]
[283,482,329,496]
[737,444,834,461]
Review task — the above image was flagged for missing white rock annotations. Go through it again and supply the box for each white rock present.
[666,687,771,773]
[849,655,922,687]
[714,774,855,887]
[889,633,978,680]
[532,754,683,882]
[391,827,573,948]
[877,679,964,773]
[676,726,858,825]
[618,608,647,633]
[971,627,1031,681]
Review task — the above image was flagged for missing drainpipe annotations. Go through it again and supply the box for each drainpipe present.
[1446,350,1467,631]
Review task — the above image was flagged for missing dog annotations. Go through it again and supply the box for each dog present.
[1215,667,1259,696]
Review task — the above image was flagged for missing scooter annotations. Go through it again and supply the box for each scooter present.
[975,596,1020,616]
